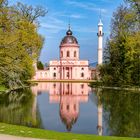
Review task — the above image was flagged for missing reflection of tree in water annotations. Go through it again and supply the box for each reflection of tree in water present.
[0,88,41,128]
[100,89,140,137]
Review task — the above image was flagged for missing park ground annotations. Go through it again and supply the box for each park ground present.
[0,123,139,140]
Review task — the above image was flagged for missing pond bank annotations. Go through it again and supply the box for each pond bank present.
[90,85,140,92]
[0,86,29,93]
[29,79,96,83]
[101,86,140,91]
[0,123,139,140]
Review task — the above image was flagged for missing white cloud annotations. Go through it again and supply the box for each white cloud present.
[74,26,97,33]
[41,23,65,33]
[41,21,96,34]
[40,16,66,33]
[40,11,86,34]
[48,11,86,19]
[70,14,85,19]
[65,0,107,13]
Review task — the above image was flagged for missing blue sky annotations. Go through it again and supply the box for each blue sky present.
[10,0,123,64]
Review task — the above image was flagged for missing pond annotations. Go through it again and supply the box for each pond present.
[0,82,140,138]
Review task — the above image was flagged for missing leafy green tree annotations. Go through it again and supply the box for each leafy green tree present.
[0,0,46,89]
[124,0,140,20]
[37,61,44,70]
[100,1,140,86]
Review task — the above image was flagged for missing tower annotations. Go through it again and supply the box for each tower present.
[97,19,104,65]
[97,101,103,136]
[97,88,103,136]
[59,24,79,61]
[59,25,79,80]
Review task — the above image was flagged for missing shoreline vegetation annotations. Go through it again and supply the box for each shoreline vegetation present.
[28,79,96,83]
[1,79,135,93]
[0,85,30,93]
[1,80,140,93]
[0,123,139,140]
[0,85,7,92]
[99,1,140,87]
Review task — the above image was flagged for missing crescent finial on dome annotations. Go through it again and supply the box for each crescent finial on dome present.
[66,23,72,35]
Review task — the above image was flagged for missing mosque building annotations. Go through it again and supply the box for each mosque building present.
[34,19,103,80]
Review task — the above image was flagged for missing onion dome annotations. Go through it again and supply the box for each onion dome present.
[60,26,78,45]
[66,29,73,35]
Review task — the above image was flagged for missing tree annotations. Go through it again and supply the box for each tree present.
[124,0,140,19]
[0,1,46,89]
[14,2,47,23]
[0,0,8,8]
[100,2,140,86]
[37,61,44,70]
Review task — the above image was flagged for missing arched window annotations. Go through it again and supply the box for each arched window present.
[67,51,70,57]
[61,104,63,110]
[81,84,84,89]
[67,84,69,89]
[81,73,84,77]
[81,67,84,70]
[74,51,76,57]
[74,104,76,111]
[61,51,63,57]
[40,72,42,77]
[100,31,101,35]
[45,72,47,77]
[53,84,56,88]
[66,105,69,111]
[53,73,56,78]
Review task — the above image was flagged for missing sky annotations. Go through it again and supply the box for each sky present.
[9,0,123,64]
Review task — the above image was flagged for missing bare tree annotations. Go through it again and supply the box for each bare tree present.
[0,0,8,8]
[14,2,47,23]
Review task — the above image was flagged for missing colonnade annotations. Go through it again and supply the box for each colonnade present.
[60,67,73,79]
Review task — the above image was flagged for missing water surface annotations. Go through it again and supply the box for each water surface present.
[0,82,139,137]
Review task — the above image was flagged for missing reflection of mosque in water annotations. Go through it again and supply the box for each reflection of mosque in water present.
[31,82,103,135]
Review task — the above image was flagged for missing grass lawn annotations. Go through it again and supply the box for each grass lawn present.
[0,123,139,140]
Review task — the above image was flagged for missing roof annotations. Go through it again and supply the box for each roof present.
[60,28,78,45]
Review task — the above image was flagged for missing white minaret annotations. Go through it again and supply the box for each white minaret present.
[97,19,104,65]
[97,88,103,136]
[97,103,103,136]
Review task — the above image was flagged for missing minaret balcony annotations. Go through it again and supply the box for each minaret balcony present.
[97,33,104,37]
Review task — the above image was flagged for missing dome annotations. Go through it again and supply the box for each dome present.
[66,29,73,35]
[60,28,78,45]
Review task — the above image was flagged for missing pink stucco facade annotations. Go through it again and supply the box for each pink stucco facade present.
[34,27,93,80]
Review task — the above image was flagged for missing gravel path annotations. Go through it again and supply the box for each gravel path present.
[0,134,47,140]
